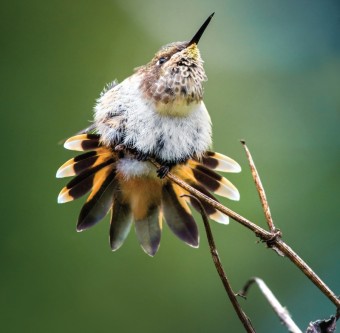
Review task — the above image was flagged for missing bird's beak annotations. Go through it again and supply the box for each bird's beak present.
[187,13,214,47]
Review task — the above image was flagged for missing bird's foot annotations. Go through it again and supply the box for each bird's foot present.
[114,144,126,152]
[157,164,172,179]
[135,151,149,161]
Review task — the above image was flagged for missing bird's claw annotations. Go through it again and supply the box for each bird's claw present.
[135,152,149,161]
[157,165,170,179]
[114,144,126,152]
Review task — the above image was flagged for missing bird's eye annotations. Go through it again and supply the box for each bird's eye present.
[157,57,168,65]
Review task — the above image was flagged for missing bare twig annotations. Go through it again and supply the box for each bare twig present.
[274,239,339,309]
[239,277,302,333]
[241,141,276,233]
[239,141,340,310]
[183,194,256,333]
[148,159,340,309]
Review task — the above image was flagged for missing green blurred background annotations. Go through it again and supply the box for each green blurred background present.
[1,0,339,332]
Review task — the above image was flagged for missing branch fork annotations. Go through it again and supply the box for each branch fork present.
[148,140,339,331]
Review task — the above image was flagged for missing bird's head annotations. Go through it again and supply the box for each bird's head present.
[137,13,214,114]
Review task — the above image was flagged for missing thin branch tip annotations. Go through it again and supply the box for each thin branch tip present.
[242,140,276,233]
[241,278,303,333]
[238,277,257,298]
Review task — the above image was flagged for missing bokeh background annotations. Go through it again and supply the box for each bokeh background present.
[1,0,339,332]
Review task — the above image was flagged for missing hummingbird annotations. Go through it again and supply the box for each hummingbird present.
[57,13,241,256]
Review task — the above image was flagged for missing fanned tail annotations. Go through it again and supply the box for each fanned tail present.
[162,182,199,247]
[134,207,162,256]
[173,152,241,225]
[57,134,241,256]
[201,151,241,173]
[117,176,163,256]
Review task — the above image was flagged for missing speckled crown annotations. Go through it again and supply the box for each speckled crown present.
[138,42,207,106]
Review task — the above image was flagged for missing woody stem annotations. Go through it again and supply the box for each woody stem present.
[149,159,340,309]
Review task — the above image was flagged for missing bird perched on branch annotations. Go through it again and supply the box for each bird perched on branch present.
[57,13,241,256]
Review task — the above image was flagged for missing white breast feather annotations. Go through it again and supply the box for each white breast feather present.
[116,158,157,179]
[94,74,212,164]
